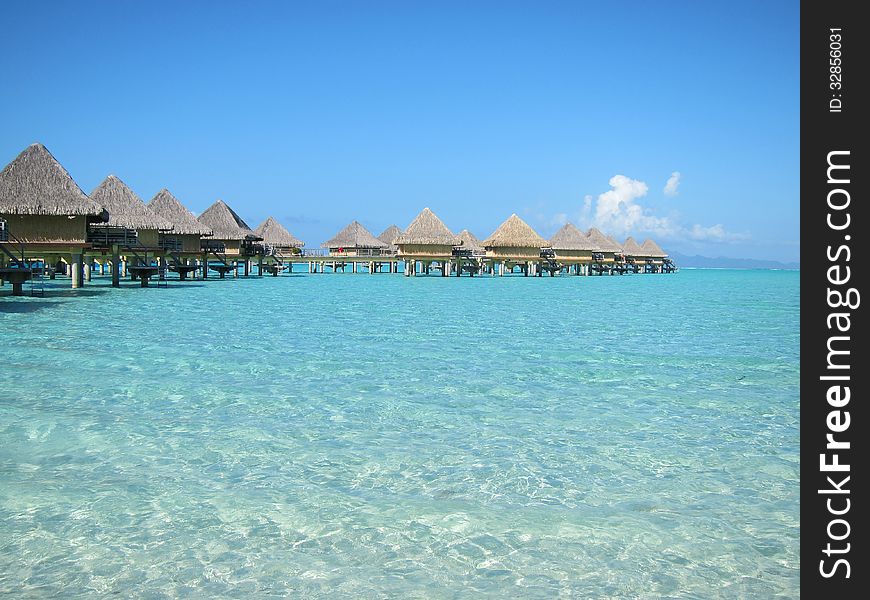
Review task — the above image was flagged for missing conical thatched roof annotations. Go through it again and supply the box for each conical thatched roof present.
[622,236,644,256]
[640,238,668,257]
[605,233,624,253]
[91,175,174,230]
[549,223,595,251]
[197,199,253,240]
[377,224,402,247]
[321,221,387,249]
[395,208,460,246]
[0,143,106,217]
[585,227,623,253]
[147,189,213,235]
[482,214,548,248]
[255,216,304,247]
[457,229,482,250]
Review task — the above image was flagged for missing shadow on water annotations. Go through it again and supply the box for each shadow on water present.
[0,300,64,313]
[48,288,110,298]
[151,283,207,290]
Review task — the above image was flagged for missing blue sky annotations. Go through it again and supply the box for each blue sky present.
[1,0,799,261]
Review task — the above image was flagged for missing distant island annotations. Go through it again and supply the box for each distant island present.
[670,252,799,270]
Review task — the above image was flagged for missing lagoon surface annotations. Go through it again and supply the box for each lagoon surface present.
[0,269,799,598]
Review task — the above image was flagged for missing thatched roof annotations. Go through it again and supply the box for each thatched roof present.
[605,233,624,252]
[482,214,549,248]
[641,238,668,257]
[197,199,253,240]
[457,229,482,250]
[147,189,213,235]
[255,216,304,247]
[321,220,387,249]
[585,227,623,253]
[622,236,644,256]
[377,224,402,247]
[549,223,595,251]
[395,208,460,246]
[91,175,175,230]
[0,143,106,217]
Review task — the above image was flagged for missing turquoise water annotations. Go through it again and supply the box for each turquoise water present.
[1,269,799,598]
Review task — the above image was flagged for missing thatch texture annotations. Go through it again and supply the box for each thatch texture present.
[0,143,106,217]
[585,227,623,253]
[456,229,482,250]
[377,224,402,247]
[641,238,668,257]
[549,223,595,250]
[255,216,304,247]
[394,208,460,246]
[197,199,254,240]
[605,233,624,252]
[621,236,644,256]
[321,221,387,249]
[482,214,548,248]
[148,189,213,235]
[90,175,175,230]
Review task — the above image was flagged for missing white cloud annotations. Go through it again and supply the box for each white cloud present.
[664,171,681,197]
[586,174,677,238]
[577,173,746,244]
[580,194,593,222]
[687,223,748,242]
[551,213,569,228]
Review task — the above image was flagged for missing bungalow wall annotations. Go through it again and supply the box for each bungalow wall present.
[485,246,543,260]
[136,229,160,247]
[181,234,202,253]
[552,249,593,262]
[328,247,383,257]
[396,243,454,258]
[216,239,242,256]
[0,214,88,243]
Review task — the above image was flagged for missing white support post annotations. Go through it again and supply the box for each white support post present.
[71,253,83,288]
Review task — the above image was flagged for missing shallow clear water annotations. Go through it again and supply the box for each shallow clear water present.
[1,269,799,598]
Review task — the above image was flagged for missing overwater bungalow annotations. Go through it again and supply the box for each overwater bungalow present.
[586,227,623,274]
[621,236,645,273]
[549,223,596,275]
[147,189,214,279]
[456,229,483,254]
[148,189,213,254]
[196,200,257,255]
[322,221,388,257]
[89,175,179,285]
[640,238,671,272]
[196,199,264,277]
[0,143,107,291]
[90,175,174,247]
[395,208,460,276]
[452,229,485,276]
[254,216,303,274]
[254,216,303,256]
[481,214,549,276]
[376,225,402,254]
[604,233,630,273]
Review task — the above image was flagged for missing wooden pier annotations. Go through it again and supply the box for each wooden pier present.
[2,142,676,299]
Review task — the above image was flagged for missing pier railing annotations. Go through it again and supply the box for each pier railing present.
[88,225,138,248]
[201,240,227,253]
[301,248,396,258]
[453,249,486,259]
[158,235,183,252]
